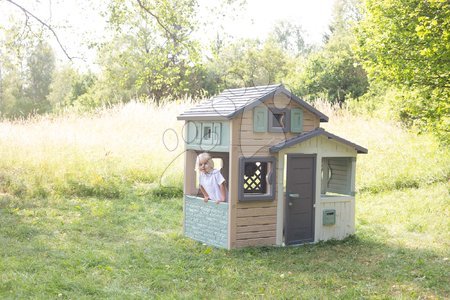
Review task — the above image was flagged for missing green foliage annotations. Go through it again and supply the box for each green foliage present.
[48,66,96,111]
[0,25,55,117]
[151,185,183,198]
[205,38,290,90]
[356,0,450,143]
[295,36,368,103]
[24,42,55,113]
[357,0,449,90]
[98,0,204,105]
[288,0,368,103]
[270,21,310,57]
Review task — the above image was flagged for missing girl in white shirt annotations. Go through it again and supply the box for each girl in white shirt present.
[197,152,227,204]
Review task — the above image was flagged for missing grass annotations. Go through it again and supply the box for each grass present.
[1,185,448,298]
[0,100,449,298]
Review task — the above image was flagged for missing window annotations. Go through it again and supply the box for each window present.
[239,156,276,201]
[194,152,229,196]
[195,157,224,189]
[203,126,211,140]
[243,161,267,193]
[269,108,290,132]
[321,157,354,196]
[273,113,285,128]
[202,123,212,144]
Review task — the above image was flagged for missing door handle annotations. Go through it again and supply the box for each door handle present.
[288,202,293,206]
[289,193,300,198]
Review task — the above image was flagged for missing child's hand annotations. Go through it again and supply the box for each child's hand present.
[215,199,224,204]
[203,197,209,203]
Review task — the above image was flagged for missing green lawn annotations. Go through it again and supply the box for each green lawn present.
[1,183,448,299]
[0,103,449,298]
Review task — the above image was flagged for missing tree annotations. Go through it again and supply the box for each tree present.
[4,0,74,60]
[98,0,203,105]
[356,0,449,90]
[48,66,96,111]
[205,38,289,91]
[356,0,449,143]
[0,24,55,117]
[24,41,55,113]
[292,0,368,104]
[270,21,310,57]
[296,37,368,103]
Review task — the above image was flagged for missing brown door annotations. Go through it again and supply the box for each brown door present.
[285,154,315,245]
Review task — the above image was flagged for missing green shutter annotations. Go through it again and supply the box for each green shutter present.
[291,108,303,133]
[186,121,200,144]
[253,106,268,132]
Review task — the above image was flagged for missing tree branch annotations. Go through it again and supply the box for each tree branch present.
[5,0,73,60]
[135,0,177,42]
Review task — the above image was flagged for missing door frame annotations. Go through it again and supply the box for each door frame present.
[284,153,316,245]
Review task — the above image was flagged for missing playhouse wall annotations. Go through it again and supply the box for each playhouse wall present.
[235,94,320,157]
[225,98,276,248]
[227,93,323,248]
[316,196,355,241]
[184,195,229,248]
[185,121,230,152]
[276,135,358,244]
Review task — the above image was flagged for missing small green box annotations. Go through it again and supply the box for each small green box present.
[323,209,336,225]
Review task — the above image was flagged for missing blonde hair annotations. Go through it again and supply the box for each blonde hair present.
[197,152,214,169]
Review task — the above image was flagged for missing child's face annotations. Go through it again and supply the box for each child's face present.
[198,159,211,173]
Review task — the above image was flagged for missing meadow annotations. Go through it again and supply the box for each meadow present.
[0,101,449,298]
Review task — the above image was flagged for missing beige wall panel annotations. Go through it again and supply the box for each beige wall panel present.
[184,150,198,195]
[238,146,272,157]
[236,201,277,209]
[238,132,293,140]
[237,206,277,217]
[237,230,276,240]
[235,138,282,147]
[228,132,240,249]
[236,237,276,248]
[272,93,292,108]
[236,215,277,226]
[236,224,277,233]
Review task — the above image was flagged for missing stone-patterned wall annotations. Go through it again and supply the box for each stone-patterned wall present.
[184,195,228,248]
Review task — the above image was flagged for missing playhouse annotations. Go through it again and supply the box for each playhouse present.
[177,84,367,249]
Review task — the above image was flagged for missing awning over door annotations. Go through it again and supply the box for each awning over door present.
[269,128,368,154]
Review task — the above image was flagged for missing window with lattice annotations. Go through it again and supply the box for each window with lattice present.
[239,156,276,201]
[243,161,267,193]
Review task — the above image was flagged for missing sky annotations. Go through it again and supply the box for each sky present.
[0,0,334,68]
[215,0,334,45]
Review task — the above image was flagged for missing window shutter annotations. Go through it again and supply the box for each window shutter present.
[186,121,200,144]
[290,108,303,133]
[253,106,268,132]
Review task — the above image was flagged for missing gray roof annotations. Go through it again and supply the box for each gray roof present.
[270,128,368,154]
[177,84,329,122]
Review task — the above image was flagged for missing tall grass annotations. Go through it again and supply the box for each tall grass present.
[0,99,448,199]
[0,102,189,199]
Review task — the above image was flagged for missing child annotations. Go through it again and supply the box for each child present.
[197,152,227,204]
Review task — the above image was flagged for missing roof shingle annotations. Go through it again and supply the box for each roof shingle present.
[177,84,328,122]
